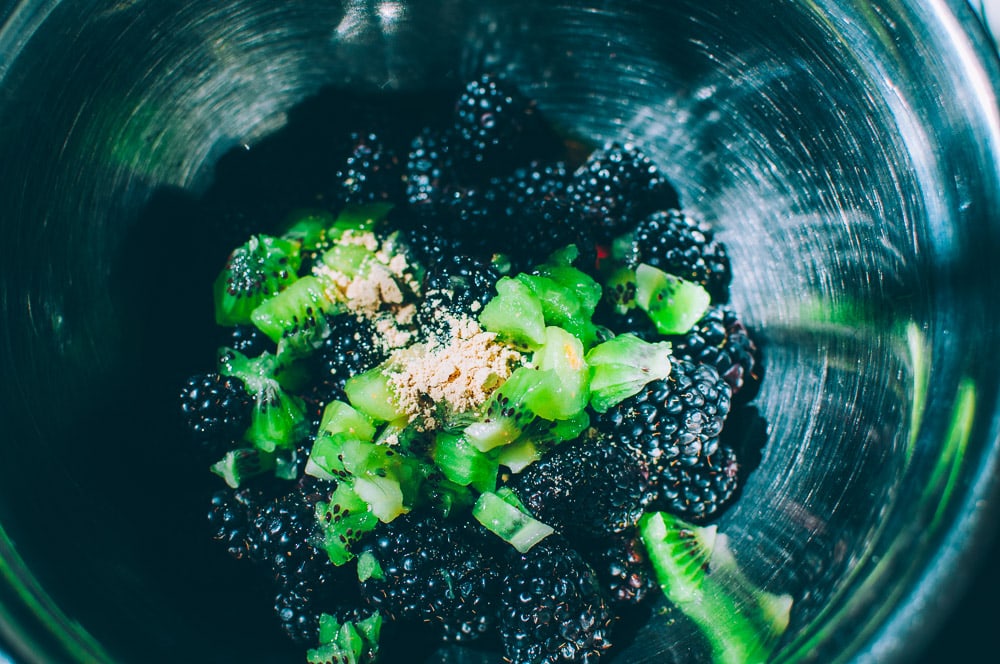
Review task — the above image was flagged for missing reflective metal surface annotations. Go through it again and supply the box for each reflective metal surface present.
[1,1,998,663]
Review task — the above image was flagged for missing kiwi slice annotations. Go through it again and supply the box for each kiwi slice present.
[634,263,711,336]
[209,447,276,488]
[343,364,407,423]
[218,349,308,453]
[463,366,543,452]
[522,326,591,421]
[250,275,340,359]
[432,431,499,492]
[639,512,791,664]
[586,333,673,413]
[213,234,302,326]
[472,488,555,553]
[318,399,377,441]
[315,483,379,565]
[308,611,382,664]
[497,410,590,473]
[478,276,547,350]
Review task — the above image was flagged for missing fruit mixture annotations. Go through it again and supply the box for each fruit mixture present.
[179,74,787,664]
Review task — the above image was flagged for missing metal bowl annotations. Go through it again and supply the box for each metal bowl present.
[1,1,998,662]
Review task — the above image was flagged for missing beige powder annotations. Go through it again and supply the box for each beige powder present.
[387,318,523,429]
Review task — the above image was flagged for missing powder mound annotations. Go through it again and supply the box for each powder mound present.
[387,317,524,429]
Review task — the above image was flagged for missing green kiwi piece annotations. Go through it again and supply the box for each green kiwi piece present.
[634,263,711,335]
[281,209,335,250]
[318,400,377,441]
[309,611,382,664]
[498,410,590,473]
[603,266,640,315]
[209,448,276,488]
[522,326,591,421]
[639,512,791,664]
[477,277,547,350]
[250,275,340,359]
[218,349,308,453]
[316,483,379,565]
[586,333,673,413]
[515,273,600,349]
[213,234,302,326]
[463,366,543,452]
[432,431,499,492]
[344,364,406,423]
[472,489,555,553]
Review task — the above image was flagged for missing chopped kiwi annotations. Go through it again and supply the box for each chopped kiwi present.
[250,275,340,360]
[432,431,499,492]
[281,209,335,251]
[634,263,711,335]
[315,482,379,565]
[515,272,600,349]
[213,234,302,326]
[343,364,406,423]
[472,489,555,553]
[318,400,377,441]
[523,326,591,421]
[603,266,640,315]
[639,512,791,664]
[498,410,591,473]
[477,276,547,350]
[209,448,276,488]
[218,349,308,452]
[586,333,673,413]
[463,367,543,452]
[308,611,382,664]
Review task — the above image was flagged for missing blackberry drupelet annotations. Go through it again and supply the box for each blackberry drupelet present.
[497,161,597,273]
[314,314,386,404]
[226,324,276,357]
[179,372,254,442]
[567,141,680,242]
[358,513,500,643]
[396,222,466,274]
[669,305,759,399]
[416,254,500,342]
[498,536,614,664]
[405,127,455,214]
[207,484,274,561]
[630,209,732,303]
[657,444,741,523]
[336,130,404,204]
[583,532,658,607]
[592,359,732,502]
[453,73,537,174]
[505,436,649,538]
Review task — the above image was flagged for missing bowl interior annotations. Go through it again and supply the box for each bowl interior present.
[1,1,999,663]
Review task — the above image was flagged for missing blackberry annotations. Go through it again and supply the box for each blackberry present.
[396,222,465,274]
[336,130,404,204]
[416,254,500,341]
[669,305,759,399]
[405,127,455,214]
[314,314,386,404]
[497,161,597,273]
[593,359,732,502]
[657,444,741,523]
[497,536,613,664]
[226,324,275,357]
[178,372,253,442]
[567,142,679,242]
[584,532,658,606]
[453,73,537,174]
[630,209,732,303]
[592,305,660,343]
[207,485,274,561]
[505,437,649,538]
[358,513,499,643]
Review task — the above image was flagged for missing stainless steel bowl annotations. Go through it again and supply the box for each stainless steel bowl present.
[2,1,999,662]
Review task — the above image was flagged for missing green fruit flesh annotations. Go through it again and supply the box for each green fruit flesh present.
[463,366,541,452]
[209,448,276,488]
[213,234,302,326]
[639,512,790,664]
[472,490,555,553]
[586,333,673,413]
[634,263,711,335]
[522,327,591,421]
[250,275,339,359]
[316,483,379,565]
[477,277,547,350]
[344,366,405,423]
[432,432,499,492]
[319,400,377,441]
[515,272,599,348]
